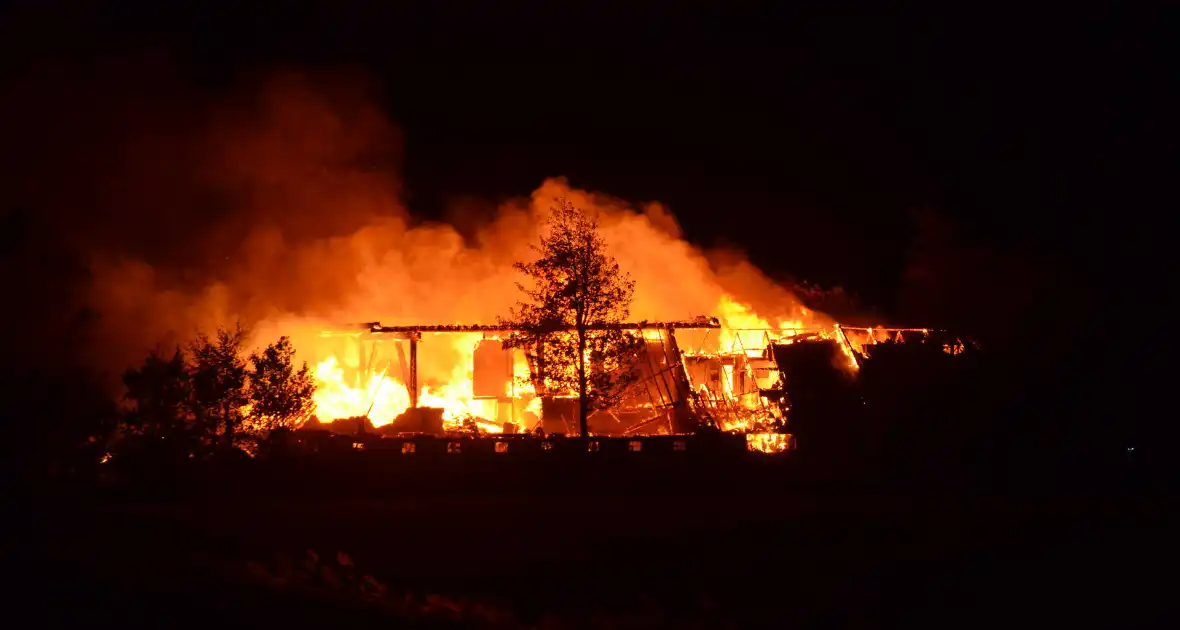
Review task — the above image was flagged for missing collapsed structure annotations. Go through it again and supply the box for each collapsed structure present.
[305,318,943,448]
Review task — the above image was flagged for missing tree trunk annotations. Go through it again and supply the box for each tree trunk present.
[223,402,234,448]
[577,325,588,437]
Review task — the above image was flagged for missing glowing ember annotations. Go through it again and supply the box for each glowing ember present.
[746,433,792,453]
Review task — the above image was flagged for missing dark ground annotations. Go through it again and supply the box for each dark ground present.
[17,455,1174,629]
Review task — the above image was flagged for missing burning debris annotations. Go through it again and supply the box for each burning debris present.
[746,433,793,453]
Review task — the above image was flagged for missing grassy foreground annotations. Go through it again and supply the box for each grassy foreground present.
[23,467,1169,629]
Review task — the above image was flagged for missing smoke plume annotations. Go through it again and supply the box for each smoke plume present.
[2,61,822,382]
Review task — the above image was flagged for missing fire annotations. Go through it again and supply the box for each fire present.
[314,355,410,426]
[310,332,515,433]
[715,295,809,355]
[416,332,485,425]
[297,293,832,435]
[746,433,792,453]
[279,289,915,439]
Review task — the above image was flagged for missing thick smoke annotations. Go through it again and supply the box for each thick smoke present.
[4,62,822,380]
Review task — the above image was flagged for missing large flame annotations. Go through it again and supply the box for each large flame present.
[295,290,842,433]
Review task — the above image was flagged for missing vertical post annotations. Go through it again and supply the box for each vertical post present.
[834,324,861,370]
[577,326,588,438]
[507,344,517,426]
[532,338,547,396]
[409,332,419,408]
[666,327,695,433]
[362,337,377,387]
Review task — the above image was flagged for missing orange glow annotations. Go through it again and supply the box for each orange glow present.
[746,433,792,453]
[299,293,825,433]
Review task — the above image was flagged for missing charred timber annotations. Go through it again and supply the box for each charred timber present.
[362,319,721,334]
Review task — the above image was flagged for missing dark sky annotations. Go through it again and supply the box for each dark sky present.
[0,3,1161,313]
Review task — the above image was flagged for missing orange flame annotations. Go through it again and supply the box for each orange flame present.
[301,293,823,432]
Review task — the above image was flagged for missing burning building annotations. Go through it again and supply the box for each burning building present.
[300,311,939,443]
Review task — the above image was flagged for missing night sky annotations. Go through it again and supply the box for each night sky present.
[0,3,1161,335]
